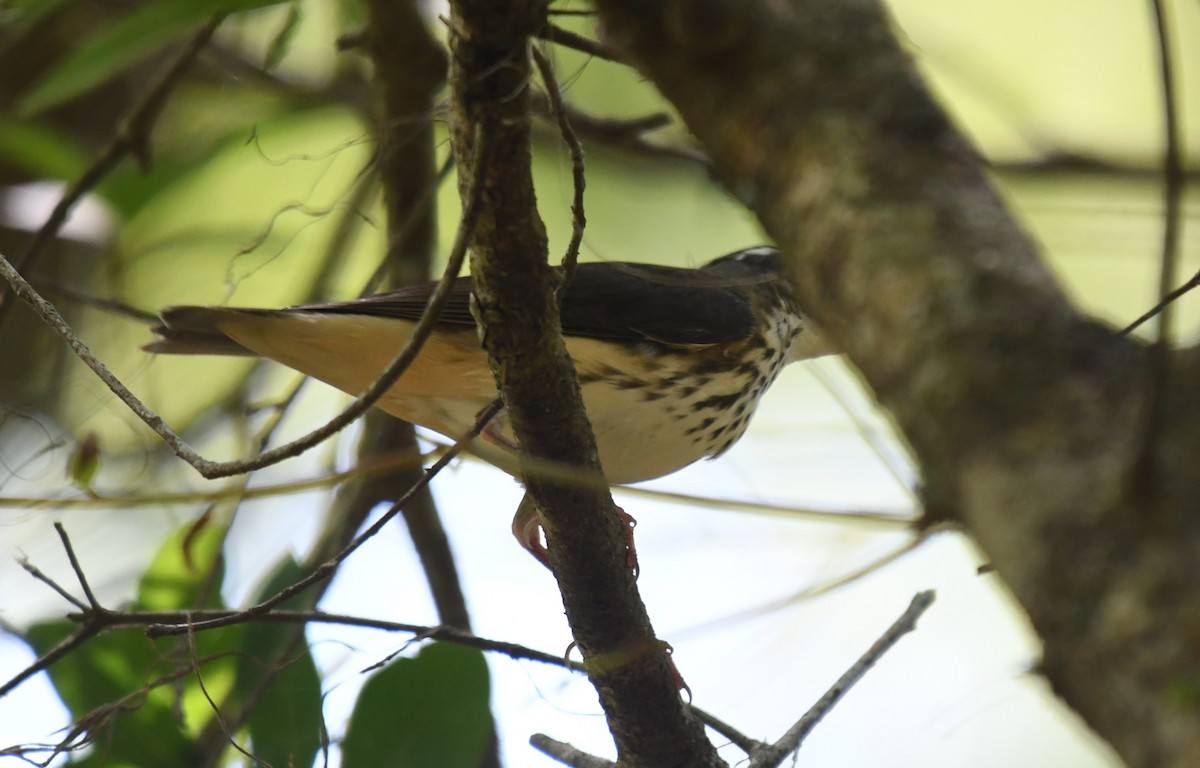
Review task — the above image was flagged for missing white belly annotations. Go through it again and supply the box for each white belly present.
[214,312,788,484]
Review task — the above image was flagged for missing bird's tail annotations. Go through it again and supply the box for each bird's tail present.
[143,306,259,356]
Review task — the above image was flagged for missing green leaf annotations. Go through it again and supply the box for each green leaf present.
[3,0,75,25]
[24,621,202,767]
[135,521,246,731]
[234,557,322,768]
[18,0,288,116]
[0,117,88,179]
[342,642,491,768]
[136,516,225,612]
[20,522,247,765]
[263,2,302,71]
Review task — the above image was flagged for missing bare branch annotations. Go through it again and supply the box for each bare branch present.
[689,707,766,754]
[73,607,581,669]
[1145,0,1186,348]
[0,447,429,510]
[52,523,101,610]
[145,398,502,637]
[588,3,1197,764]
[1120,269,1200,336]
[29,277,160,324]
[537,23,621,63]
[0,623,97,699]
[617,485,914,529]
[448,0,722,762]
[4,649,240,761]
[749,591,936,767]
[0,121,492,481]
[1129,0,1187,503]
[361,154,454,295]
[530,734,616,768]
[530,93,712,170]
[184,627,256,765]
[531,45,587,281]
[17,557,87,611]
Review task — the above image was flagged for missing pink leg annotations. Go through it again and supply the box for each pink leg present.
[615,505,639,577]
[512,494,550,567]
[478,405,520,450]
[660,641,691,698]
[511,495,640,576]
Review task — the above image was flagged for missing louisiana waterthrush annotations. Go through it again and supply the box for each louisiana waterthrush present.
[146,246,829,562]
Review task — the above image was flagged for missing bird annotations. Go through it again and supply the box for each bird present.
[146,246,829,565]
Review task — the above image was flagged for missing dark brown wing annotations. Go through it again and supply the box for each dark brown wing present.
[292,257,766,346]
[293,275,477,326]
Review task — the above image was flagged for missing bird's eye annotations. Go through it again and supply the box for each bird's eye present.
[733,246,776,261]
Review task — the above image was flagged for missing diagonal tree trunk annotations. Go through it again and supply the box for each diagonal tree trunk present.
[591,1,1199,766]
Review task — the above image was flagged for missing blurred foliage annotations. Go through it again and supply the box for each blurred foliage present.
[342,642,491,768]
[17,0,292,116]
[0,0,1197,766]
[25,525,239,767]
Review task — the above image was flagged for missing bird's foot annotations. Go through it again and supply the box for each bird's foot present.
[660,641,691,699]
[511,496,639,576]
[512,499,550,567]
[563,639,690,697]
[615,505,639,578]
[482,421,519,451]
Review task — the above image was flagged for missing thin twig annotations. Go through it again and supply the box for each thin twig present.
[17,558,87,611]
[1126,0,1186,501]
[185,626,257,765]
[1122,0,1185,339]
[0,623,97,698]
[617,485,915,529]
[31,277,160,324]
[690,706,766,754]
[98,607,581,668]
[531,97,672,139]
[1120,270,1200,336]
[0,447,430,510]
[16,594,767,763]
[529,92,712,170]
[1144,0,1185,348]
[748,591,936,767]
[810,362,916,501]
[53,522,102,610]
[0,128,493,481]
[537,23,621,63]
[0,250,206,464]
[0,15,225,326]
[530,734,616,768]
[675,529,935,645]
[362,153,456,296]
[1,403,492,701]
[531,46,586,284]
[3,650,237,760]
[145,397,503,637]
[1122,0,1186,338]
[186,134,487,476]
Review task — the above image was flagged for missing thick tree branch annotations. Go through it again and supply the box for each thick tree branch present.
[446,2,721,765]
[592,1,1199,766]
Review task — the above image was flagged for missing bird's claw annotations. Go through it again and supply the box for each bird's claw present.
[511,498,639,576]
